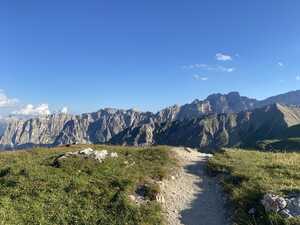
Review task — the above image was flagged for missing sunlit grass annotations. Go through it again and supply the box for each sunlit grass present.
[208,149,300,225]
[0,145,175,225]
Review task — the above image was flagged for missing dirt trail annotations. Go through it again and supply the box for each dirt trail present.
[159,147,229,225]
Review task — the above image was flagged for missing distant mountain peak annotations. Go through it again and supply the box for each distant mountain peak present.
[2,90,300,150]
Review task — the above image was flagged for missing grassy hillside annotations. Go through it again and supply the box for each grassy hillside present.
[0,145,175,225]
[256,124,300,151]
[257,138,300,152]
[208,149,300,225]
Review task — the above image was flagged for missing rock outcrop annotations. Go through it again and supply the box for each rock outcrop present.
[112,103,300,150]
[0,114,72,149]
[53,148,118,167]
[261,193,300,218]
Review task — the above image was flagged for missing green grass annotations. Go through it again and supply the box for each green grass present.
[208,149,300,225]
[257,138,300,152]
[0,145,175,225]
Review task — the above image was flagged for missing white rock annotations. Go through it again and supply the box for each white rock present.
[110,152,118,158]
[199,153,213,158]
[55,148,118,164]
[156,194,165,203]
[79,148,94,155]
[92,150,108,162]
[261,194,287,213]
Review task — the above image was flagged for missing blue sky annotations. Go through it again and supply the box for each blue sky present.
[0,0,300,115]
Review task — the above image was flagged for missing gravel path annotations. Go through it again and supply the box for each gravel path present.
[159,147,229,225]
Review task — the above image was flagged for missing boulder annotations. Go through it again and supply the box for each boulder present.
[79,148,94,155]
[262,193,300,218]
[261,194,287,213]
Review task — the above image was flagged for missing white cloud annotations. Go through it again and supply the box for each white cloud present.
[216,53,232,61]
[182,64,209,70]
[218,66,235,73]
[61,106,68,114]
[193,75,208,81]
[13,104,51,116]
[0,90,18,107]
[182,64,235,73]
[278,62,284,67]
[296,76,300,81]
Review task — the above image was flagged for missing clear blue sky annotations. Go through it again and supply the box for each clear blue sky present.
[0,0,300,115]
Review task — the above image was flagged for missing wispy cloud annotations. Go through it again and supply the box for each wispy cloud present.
[182,64,235,73]
[193,75,208,81]
[278,62,284,67]
[218,66,235,72]
[13,104,51,116]
[0,89,18,107]
[215,53,232,61]
[182,64,209,70]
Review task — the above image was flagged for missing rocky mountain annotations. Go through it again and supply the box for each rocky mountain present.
[2,91,300,150]
[0,114,72,149]
[157,91,258,122]
[112,103,300,150]
[53,109,154,146]
[0,109,154,150]
[258,90,300,107]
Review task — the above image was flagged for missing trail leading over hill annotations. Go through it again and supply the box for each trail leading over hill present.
[159,148,229,225]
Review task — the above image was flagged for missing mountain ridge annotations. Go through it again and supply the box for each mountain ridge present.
[2,90,300,150]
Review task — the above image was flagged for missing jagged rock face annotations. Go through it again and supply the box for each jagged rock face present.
[0,114,72,149]
[206,92,257,113]
[157,92,258,122]
[54,109,154,145]
[112,103,300,150]
[110,121,156,146]
[0,109,156,149]
[2,90,300,151]
[154,113,239,150]
[1,92,258,150]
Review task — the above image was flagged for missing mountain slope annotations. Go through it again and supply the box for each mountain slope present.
[259,90,300,107]
[112,103,300,150]
[2,90,300,150]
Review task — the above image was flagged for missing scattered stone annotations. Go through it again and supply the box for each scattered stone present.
[262,193,300,218]
[261,194,287,213]
[248,208,256,215]
[199,152,213,158]
[110,152,118,158]
[53,148,118,166]
[129,195,136,202]
[79,148,94,155]
[156,194,165,203]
